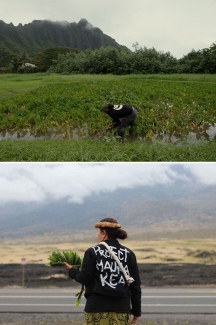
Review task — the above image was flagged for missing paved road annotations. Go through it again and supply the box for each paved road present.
[0,287,216,314]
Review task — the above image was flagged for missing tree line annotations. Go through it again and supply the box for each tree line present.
[1,42,216,74]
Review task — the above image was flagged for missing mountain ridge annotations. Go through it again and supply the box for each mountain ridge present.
[1,182,216,240]
[0,18,126,55]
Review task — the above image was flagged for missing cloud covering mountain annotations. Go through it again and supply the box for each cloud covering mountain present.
[1,163,216,206]
[1,0,216,58]
[1,163,216,240]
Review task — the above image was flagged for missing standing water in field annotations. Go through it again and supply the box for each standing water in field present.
[0,123,215,143]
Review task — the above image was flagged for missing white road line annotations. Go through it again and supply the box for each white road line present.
[0,296,78,298]
[1,304,216,307]
[0,295,216,298]
[142,296,216,298]
[141,304,216,307]
[0,304,85,306]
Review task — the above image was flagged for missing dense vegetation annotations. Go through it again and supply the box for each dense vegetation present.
[49,43,216,75]
[0,74,215,139]
[1,43,216,74]
[0,19,215,74]
[0,73,215,162]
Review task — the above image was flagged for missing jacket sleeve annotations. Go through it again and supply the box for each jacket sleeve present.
[108,111,121,127]
[68,248,95,286]
[129,254,142,317]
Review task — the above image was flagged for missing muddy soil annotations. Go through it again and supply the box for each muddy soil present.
[1,263,216,288]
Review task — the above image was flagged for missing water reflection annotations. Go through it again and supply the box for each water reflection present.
[0,125,89,141]
[0,123,216,143]
[152,123,216,144]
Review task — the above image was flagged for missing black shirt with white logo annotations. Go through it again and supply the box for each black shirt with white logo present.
[69,239,141,316]
[108,105,134,127]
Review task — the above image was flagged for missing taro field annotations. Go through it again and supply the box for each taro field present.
[0,75,216,142]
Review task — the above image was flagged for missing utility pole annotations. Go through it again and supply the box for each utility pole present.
[21,257,27,288]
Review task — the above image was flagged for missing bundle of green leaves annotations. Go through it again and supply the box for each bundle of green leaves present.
[47,250,82,267]
[47,250,84,306]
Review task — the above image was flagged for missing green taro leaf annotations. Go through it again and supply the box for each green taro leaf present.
[47,250,83,306]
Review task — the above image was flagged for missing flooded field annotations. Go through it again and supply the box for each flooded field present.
[1,123,215,143]
[1,76,216,145]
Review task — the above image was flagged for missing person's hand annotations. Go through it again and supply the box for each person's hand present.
[131,315,140,324]
[106,123,113,130]
[63,262,72,271]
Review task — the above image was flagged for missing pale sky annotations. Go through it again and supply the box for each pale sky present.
[1,0,216,58]
[0,163,216,205]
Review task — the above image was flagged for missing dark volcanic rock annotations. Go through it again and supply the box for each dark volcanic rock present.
[139,263,216,286]
[1,263,216,288]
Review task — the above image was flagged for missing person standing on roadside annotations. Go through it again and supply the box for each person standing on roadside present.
[101,103,137,137]
[64,217,142,325]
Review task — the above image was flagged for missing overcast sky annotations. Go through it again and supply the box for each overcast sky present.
[0,163,216,206]
[1,0,215,58]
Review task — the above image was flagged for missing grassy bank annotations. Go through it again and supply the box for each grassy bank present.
[0,138,216,161]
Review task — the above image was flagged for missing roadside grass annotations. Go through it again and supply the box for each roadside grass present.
[0,138,216,162]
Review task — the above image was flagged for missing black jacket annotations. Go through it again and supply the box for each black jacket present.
[108,105,134,127]
[69,239,141,316]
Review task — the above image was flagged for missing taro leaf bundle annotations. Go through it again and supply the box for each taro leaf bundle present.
[75,283,85,307]
[47,250,84,307]
[47,250,82,268]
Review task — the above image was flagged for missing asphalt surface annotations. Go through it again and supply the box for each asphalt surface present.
[1,287,216,314]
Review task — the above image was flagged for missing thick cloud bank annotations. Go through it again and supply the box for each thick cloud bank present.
[0,163,215,205]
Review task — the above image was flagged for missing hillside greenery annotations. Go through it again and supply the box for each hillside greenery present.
[0,19,215,74]
[1,43,216,75]
[49,42,216,75]
[0,19,122,55]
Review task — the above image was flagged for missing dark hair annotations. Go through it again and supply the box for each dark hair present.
[101,103,114,112]
[99,218,128,240]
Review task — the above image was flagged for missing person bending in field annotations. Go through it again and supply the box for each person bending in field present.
[101,103,137,137]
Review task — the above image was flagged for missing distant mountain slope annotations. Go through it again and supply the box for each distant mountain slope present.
[0,19,126,55]
[1,183,216,239]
